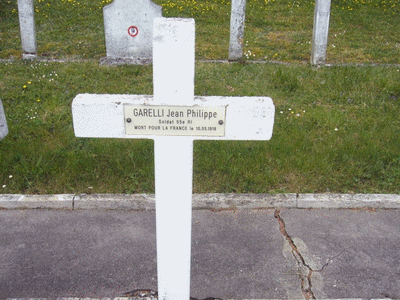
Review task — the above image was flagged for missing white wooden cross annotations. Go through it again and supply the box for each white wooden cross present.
[72,18,274,300]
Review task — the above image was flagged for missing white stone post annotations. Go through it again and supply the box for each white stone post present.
[228,0,246,61]
[0,100,8,140]
[18,0,37,59]
[311,0,331,65]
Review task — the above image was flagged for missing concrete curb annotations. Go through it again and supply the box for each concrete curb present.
[5,298,398,300]
[0,193,399,210]
[0,194,75,209]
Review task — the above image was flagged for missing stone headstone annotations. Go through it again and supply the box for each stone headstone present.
[18,0,37,59]
[103,0,162,63]
[0,100,8,140]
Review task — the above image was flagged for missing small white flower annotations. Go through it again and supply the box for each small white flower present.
[280,111,283,114]
[2,185,6,188]
[334,127,339,131]
[9,175,12,178]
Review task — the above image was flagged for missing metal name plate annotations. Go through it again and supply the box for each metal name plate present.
[124,104,226,136]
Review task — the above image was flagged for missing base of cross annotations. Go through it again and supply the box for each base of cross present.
[123,289,223,300]
[72,17,274,300]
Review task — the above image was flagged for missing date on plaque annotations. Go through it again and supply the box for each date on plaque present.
[124,104,226,136]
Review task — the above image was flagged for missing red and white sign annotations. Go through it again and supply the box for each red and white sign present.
[127,26,139,37]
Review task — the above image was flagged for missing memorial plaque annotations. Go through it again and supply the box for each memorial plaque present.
[124,104,226,136]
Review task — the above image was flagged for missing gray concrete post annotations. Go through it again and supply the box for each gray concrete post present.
[311,0,331,65]
[228,0,246,61]
[0,100,8,140]
[18,0,37,59]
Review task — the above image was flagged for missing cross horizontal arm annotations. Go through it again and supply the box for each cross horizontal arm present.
[72,94,275,141]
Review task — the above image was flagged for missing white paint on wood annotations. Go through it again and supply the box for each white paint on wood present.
[71,17,275,300]
[153,18,195,105]
[155,136,193,300]
[152,18,195,300]
[72,94,274,141]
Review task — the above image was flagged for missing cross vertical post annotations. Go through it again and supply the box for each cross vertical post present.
[153,18,195,300]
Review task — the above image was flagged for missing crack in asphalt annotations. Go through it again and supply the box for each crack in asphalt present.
[314,249,346,273]
[72,194,76,210]
[274,209,317,298]
[274,209,316,299]
[274,209,346,300]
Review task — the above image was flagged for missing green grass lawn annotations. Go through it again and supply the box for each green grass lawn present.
[0,60,399,194]
[0,0,399,195]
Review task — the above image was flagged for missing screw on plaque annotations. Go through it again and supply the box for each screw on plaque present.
[218,120,224,125]
[126,118,132,123]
